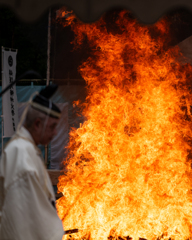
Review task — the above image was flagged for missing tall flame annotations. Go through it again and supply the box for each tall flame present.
[57,10,192,240]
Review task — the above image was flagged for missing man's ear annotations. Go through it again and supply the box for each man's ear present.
[34,118,42,130]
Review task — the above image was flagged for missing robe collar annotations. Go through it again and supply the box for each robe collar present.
[16,127,42,156]
[17,126,35,144]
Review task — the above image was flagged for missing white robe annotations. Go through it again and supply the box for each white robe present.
[0,127,64,240]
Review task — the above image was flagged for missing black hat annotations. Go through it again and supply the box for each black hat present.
[31,84,61,119]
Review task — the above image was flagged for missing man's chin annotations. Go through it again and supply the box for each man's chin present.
[39,141,50,146]
[39,137,53,146]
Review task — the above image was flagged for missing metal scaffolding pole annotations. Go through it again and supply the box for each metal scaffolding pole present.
[1,46,4,154]
[45,8,51,167]
[46,8,51,87]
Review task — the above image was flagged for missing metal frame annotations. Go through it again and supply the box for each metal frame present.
[0,0,191,24]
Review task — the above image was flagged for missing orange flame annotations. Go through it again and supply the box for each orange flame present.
[57,10,192,240]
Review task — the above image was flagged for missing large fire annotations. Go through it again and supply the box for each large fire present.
[57,10,192,240]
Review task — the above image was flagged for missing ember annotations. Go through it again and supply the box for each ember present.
[57,9,192,240]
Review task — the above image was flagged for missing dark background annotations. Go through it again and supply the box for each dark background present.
[0,7,48,81]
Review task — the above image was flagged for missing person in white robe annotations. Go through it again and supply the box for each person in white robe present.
[0,85,64,240]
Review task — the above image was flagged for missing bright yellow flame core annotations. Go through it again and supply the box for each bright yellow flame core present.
[57,11,192,240]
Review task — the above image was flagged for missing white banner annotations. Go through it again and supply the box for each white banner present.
[2,49,18,137]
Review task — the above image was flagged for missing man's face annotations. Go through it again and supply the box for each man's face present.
[38,117,59,145]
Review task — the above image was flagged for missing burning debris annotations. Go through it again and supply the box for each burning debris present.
[57,9,192,240]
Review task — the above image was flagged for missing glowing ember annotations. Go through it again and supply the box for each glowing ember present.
[57,10,192,240]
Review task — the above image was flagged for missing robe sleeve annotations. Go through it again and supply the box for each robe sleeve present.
[1,171,64,240]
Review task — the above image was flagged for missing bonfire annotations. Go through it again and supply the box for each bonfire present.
[57,9,192,240]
